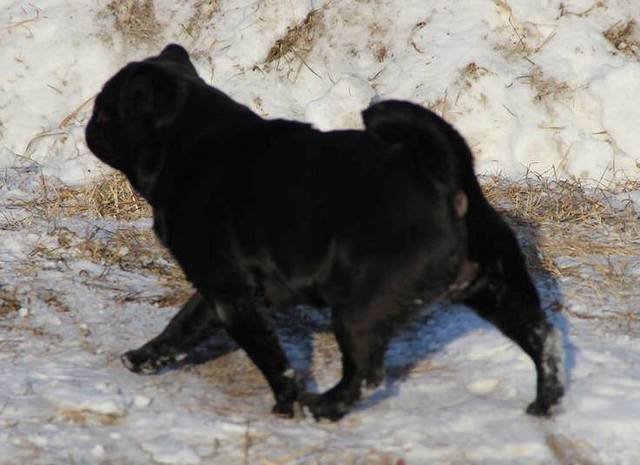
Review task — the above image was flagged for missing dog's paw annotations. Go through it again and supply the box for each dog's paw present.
[272,401,295,418]
[526,400,554,417]
[121,346,184,374]
[365,366,385,388]
[299,392,349,422]
[526,385,564,417]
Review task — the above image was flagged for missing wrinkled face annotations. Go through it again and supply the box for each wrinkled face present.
[85,70,132,172]
[85,44,199,195]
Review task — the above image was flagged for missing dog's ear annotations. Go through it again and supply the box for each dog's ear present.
[362,100,424,144]
[160,43,190,62]
[119,63,188,129]
[159,43,200,76]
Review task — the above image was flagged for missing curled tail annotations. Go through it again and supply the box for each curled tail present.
[362,99,482,217]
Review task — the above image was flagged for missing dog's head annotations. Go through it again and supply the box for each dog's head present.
[85,44,199,197]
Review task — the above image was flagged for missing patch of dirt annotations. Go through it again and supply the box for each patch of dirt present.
[0,286,21,318]
[373,44,389,63]
[545,433,601,465]
[368,22,390,63]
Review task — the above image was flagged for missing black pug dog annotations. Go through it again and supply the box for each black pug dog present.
[85,44,564,421]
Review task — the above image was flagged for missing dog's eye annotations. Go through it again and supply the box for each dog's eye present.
[95,109,110,124]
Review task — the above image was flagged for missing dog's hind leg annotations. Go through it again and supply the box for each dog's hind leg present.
[464,250,564,416]
[122,292,221,374]
[215,297,303,418]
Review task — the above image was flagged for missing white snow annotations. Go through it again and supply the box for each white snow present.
[590,63,640,165]
[2,1,640,464]
[141,439,202,465]
[305,75,374,131]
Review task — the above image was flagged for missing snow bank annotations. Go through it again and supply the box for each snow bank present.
[1,0,639,184]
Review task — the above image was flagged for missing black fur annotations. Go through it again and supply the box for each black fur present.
[85,44,564,421]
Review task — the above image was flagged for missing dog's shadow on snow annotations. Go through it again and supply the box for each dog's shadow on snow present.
[170,212,576,413]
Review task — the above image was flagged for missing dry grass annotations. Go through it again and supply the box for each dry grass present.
[374,44,389,63]
[492,0,557,60]
[481,176,619,226]
[604,20,639,57]
[12,169,640,320]
[517,66,571,103]
[388,359,446,379]
[78,228,155,270]
[462,62,491,81]
[14,172,189,306]
[59,408,121,426]
[105,0,160,45]
[58,95,96,130]
[0,8,40,38]
[265,8,324,63]
[310,331,340,379]
[42,291,71,314]
[367,22,390,64]
[481,176,640,330]
[457,62,492,91]
[481,176,640,284]
[198,351,270,398]
[559,1,604,18]
[70,173,150,220]
[17,172,150,221]
[182,0,219,42]
[264,7,325,81]
[76,227,192,305]
[409,20,429,54]
[22,221,191,307]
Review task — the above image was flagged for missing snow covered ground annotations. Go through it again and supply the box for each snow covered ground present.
[2,0,640,183]
[1,1,640,464]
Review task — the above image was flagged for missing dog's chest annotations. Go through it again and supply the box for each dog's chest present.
[153,211,169,246]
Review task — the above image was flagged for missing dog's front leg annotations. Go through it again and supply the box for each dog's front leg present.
[214,297,303,417]
[302,297,397,421]
[122,292,220,374]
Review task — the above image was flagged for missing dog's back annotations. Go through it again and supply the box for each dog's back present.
[157,110,468,308]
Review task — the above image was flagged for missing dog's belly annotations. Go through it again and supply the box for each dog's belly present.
[259,274,327,308]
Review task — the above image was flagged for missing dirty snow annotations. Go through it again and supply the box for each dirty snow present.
[1,1,640,464]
